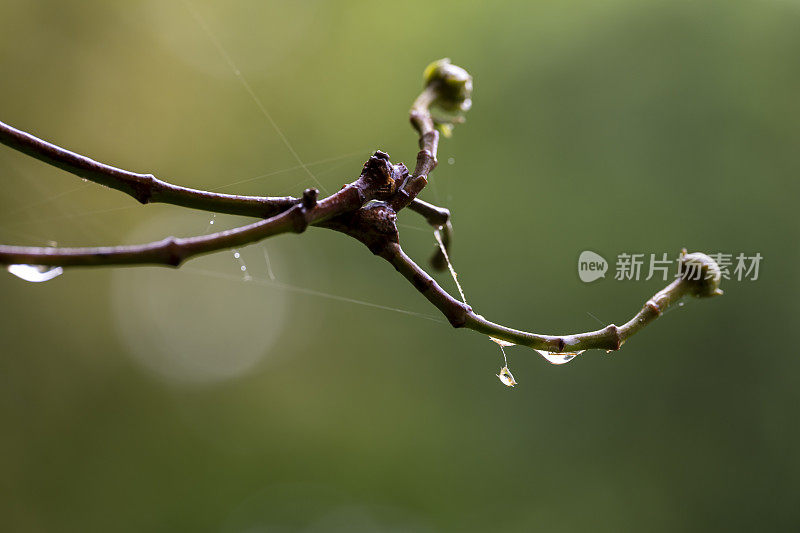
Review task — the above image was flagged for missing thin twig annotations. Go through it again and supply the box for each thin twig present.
[408,198,453,271]
[388,86,439,213]
[0,187,363,267]
[0,120,300,218]
[378,242,721,353]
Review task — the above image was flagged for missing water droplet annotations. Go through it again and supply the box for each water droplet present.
[678,301,684,307]
[209,220,215,225]
[447,157,455,165]
[535,349,585,365]
[232,248,250,280]
[7,264,64,283]
[497,366,517,387]
[490,337,515,347]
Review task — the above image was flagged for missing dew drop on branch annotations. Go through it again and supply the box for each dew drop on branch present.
[534,349,585,365]
[7,264,64,283]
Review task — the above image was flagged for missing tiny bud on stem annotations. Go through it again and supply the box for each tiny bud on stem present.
[422,58,473,113]
[678,250,724,298]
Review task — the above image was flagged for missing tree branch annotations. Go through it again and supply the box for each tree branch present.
[0,64,455,268]
[0,58,723,362]
[0,120,300,218]
[0,186,358,267]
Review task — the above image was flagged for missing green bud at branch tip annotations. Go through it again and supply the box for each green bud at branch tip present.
[678,249,724,298]
[422,58,473,113]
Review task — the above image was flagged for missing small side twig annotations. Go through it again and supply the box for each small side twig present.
[408,198,452,271]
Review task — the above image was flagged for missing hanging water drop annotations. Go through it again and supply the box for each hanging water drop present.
[493,338,517,387]
[497,366,517,387]
[534,349,585,365]
[7,264,64,283]
[231,249,252,281]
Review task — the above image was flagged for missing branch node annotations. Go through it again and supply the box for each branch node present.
[360,151,400,199]
[447,302,471,328]
[290,205,310,234]
[302,188,318,209]
[605,324,622,351]
[131,174,157,204]
[645,300,663,316]
[162,236,183,267]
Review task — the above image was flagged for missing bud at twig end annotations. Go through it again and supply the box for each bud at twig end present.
[422,58,473,113]
[678,250,724,298]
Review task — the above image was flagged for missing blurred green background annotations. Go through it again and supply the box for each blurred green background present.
[1,1,798,531]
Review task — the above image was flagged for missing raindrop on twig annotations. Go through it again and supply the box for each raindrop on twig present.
[7,264,64,283]
[492,338,518,387]
[534,349,585,365]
